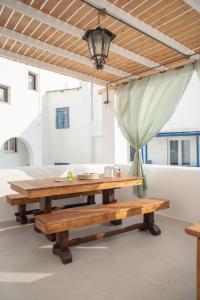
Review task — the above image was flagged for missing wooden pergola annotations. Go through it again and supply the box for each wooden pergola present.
[0,0,200,91]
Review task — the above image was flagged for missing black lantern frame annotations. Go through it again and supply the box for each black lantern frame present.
[83,26,116,70]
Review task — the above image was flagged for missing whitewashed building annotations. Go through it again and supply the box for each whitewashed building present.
[0,57,98,167]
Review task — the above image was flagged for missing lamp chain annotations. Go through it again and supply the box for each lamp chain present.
[97,10,101,27]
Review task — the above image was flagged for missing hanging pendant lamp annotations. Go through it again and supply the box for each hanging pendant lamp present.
[82,10,116,70]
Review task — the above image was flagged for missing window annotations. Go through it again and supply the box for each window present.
[170,140,178,165]
[0,85,9,102]
[181,140,190,165]
[28,72,37,90]
[144,133,196,166]
[169,139,191,166]
[56,107,70,129]
[4,138,17,153]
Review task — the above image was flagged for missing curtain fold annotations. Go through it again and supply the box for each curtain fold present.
[195,60,200,82]
[116,64,194,197]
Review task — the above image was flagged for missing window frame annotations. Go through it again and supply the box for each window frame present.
[4,138,17,153]
[56,107,70,129]
[28,71,37,91]
[0,84,9,103]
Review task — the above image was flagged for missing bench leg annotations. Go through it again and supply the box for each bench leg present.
[53,231,72,264]
[140,212,161,236]
[16,204,28,225]
[103,189,122,226]
[87,195,96,205]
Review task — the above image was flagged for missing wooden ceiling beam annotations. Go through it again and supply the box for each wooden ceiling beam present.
[84,0,196,56]
[0,48,108,86]
[0,26,130,78]
[0,0,165,70]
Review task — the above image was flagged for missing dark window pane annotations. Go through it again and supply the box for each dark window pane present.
[4,138,17,152]
[0,85,8,102]
[28,72,37,90]
[182,140,190,165]
[170,140,178,165]
[56,107,70,129]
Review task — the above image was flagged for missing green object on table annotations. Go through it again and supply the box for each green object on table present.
[67,170,73,181]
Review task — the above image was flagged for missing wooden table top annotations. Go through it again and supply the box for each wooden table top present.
[185,223,200,238]
[9,176,143,198]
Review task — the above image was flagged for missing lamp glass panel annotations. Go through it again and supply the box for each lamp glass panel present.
[87,33,94,57]
[102,32,111,56]
[92,30,103,56]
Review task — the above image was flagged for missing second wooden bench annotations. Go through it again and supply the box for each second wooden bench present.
[6,191,99,224]
[35,198,169,264]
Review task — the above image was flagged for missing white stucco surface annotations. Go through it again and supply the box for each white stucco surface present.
[0,57,80,166]
[0,164,200,224]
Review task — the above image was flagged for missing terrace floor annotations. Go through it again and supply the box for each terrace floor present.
[0,215,195,300]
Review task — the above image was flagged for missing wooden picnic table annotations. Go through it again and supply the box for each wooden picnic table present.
[9,175,143,226]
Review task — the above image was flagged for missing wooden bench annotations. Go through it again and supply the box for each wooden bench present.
[185,224,200,300]
[35,198,169,264]
[7,191,99,224]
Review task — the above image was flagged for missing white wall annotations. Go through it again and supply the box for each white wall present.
[116,164,200,224]
[0,139,30,168]
[163,72,200,132]
[94,90,116,163]
[0,57,80,167]
[43,82,101,164]
[1,164,200,224]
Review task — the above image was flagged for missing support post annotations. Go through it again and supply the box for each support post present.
[102,189,122,225]
[87,194,96,205]
[140,212,161,236]
[35,197,55,241]
[16,204,28,224]
[53,231,72,264]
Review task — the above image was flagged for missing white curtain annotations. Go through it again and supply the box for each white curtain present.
[195,60,200,82]
[116,64,194,197]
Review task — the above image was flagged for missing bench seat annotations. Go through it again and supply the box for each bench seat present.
[35,198,169,264]
[6,191,100,224]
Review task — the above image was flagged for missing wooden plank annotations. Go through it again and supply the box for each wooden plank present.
[47,0,75,18]
[0,7,13,26]
[185,223,200,238]
[35,198,169,234]
[6,190,101,205]
[9,176,143,198]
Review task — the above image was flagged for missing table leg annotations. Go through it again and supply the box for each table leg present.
[35,197,56,241]
[16,204,28,225]
[102,189,122,226]
[39,197,52,214]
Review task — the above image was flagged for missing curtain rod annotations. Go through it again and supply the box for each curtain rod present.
[98,55,200,95]
[106,54,200,87]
